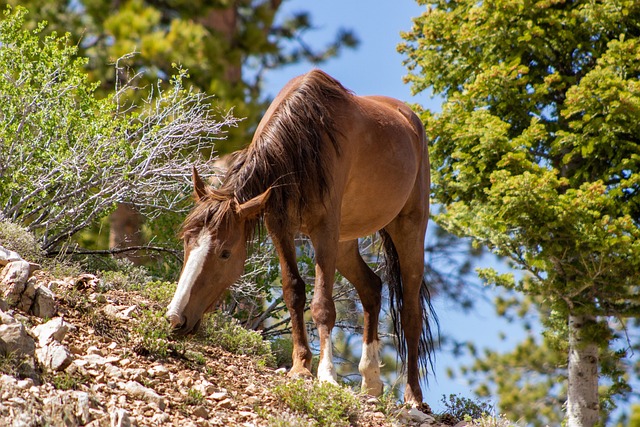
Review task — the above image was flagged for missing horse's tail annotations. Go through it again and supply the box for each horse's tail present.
[379,228,439,382]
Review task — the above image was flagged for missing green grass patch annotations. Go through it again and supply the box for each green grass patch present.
[197,310,276,368]
[273,379,361,427]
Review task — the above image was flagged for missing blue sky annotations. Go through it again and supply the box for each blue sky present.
[262,0,437,110]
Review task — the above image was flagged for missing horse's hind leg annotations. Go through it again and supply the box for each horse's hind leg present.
[336,240,384,396]
[384,212,429,405]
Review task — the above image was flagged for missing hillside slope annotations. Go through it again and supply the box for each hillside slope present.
[0,268,450,427]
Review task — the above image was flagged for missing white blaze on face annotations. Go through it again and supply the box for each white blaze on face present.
[166,230,212,323]
[317,333,338,384]
[359,340,383,396]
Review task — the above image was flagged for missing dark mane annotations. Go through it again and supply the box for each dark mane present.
[180,69,352,238]
[223,69,352,226]
[179,191,235,239]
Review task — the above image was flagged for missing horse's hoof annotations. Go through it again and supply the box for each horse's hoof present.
[287,367,313,379]
[361,380,384,397]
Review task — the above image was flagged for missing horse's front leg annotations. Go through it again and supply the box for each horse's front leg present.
[309,228,339,385]
[270,229,313,378]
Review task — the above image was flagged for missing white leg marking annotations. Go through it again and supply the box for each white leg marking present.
[166,231,212,319]
[317,333,338,384]
[359,340,383,396]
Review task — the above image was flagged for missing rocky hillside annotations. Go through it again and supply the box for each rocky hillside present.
[0,251,456,427]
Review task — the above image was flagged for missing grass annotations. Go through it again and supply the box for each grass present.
[197,310,276,368]
[273,379,361,427]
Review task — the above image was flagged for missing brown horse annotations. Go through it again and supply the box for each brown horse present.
[165,69,436,404]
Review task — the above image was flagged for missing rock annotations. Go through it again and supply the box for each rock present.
[192,405,209,419]
[0,321,35,357]
[148,364,170,379]
[80,353,121,367]
[216,398,234,409]
[36,342,73,372]
[121,380,166,410]
[1,260,31,307]
[0,246,24,265]
[17,277,36,312]
[32,284,57,318]
[410,407,434,422]
[104,364,124,380]
[209,391,228,401]
[274,367,287,375]
[87,346,104,356]
[31,317,69,347]
[110,408,131,427]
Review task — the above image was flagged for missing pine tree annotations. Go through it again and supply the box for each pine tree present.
[401,1,640,425]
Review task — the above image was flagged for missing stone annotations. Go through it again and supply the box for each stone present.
[216,398,234,409]
[17,278,36,312]
[109,408,131,427]
[0,246,24,265]
[406,407,435,424]
[104,364,124,380]
[36,342,73,372]
[31,317,69,347]
[148,364,170,379]
[0,321,35,357]
[209,391,228,401]
[192,405,209,419]
[31,285,57,318]
[121,380,166,411]
[87,346,103,356]
[1,260,31,307]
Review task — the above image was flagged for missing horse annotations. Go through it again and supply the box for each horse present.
[165,69,436,404]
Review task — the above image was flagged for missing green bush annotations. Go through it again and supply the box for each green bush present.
[273,379,361,427]
[438,394,495,424]
[0,220,44,263]
[0,6,236,254]
[197,310,276,368]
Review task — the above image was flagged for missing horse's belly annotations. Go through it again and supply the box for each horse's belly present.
[338,164,417,241]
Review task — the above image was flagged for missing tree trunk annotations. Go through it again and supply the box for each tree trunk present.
[567,313,599,427]
[109,203,145,265]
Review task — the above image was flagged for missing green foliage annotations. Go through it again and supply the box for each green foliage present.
[0,220,44,264]
[401,0,640,423]
[96,258,153,291]
[0,6,236,253]
[0,351,34,380]
[197,310,275,368]
[133,309,175,359]
[273,379,361,427]
[3,0,358,153]
[270,337,293,368]
[438,394,495,424]
[184,388,205,406]
[49,371,89,391]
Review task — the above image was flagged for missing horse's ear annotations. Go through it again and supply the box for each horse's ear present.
[192,166,208,202]
[236,188,271,220]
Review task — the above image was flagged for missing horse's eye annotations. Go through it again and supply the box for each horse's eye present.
[220,250,231,260]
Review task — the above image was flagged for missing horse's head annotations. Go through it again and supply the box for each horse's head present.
[166,167,270,336]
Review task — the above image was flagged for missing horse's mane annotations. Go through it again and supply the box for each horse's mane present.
[182,69,352,237]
